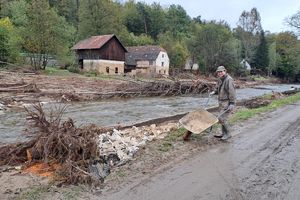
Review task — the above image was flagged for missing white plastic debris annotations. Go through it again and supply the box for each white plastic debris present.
[97,122,178,164]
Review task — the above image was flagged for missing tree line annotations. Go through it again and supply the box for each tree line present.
[0,0,299,81]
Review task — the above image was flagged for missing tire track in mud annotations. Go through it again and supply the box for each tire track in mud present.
[237,117,300,200]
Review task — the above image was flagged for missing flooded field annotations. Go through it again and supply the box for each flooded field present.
[0,84,298,144]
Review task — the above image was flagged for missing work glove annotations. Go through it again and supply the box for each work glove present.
[209,91,216,95]
[227,104,235,111]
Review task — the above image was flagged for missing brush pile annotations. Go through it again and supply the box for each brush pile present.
[0,103,110,186]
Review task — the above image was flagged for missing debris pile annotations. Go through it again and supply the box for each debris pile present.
[244,92,284,109]
[0,103,110,186]
[144,80,211,96]
[98,123,178,165]
[244,98,272,109]
[0,103,179,186]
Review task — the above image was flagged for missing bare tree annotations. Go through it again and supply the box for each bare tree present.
[236,8,262,63]
[285,10,300,36]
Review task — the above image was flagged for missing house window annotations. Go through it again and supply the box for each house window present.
[161,62,164,67]
[115,67,118,74]
[164,70,166,74]
[106,67,109,74]
[149,61,153,65]
[162,54,164,58]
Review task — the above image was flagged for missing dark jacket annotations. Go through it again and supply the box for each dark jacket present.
[215,74,236,104]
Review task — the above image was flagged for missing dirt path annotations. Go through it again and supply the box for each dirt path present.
[102,100,300,200]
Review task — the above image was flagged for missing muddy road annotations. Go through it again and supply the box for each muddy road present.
[102,100,300,200]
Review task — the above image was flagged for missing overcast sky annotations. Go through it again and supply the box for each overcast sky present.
[138,0,300,33]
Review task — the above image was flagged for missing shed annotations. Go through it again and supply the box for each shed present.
[72,34,127,75]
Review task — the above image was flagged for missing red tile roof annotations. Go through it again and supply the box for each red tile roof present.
[72,34,115,50]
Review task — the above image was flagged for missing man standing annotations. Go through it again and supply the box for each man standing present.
[210,66,236,140]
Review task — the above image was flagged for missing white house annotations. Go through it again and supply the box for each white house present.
[125,45,170,76]
[240,59,251,71]
[185,59,199,71]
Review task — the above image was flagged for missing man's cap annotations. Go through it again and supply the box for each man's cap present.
[216,66,226,72]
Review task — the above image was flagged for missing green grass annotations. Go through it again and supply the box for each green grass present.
[116,170,126,177]
[231,92,300,122]
[251,75,268,81]
[44,67,75,76]
[61,187,81,200]
[158,127,186,152]
[18,185,50,200]
[18,185,82,200]
[83,71,127,81]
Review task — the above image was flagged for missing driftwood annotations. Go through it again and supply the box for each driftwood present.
[0,83,40,93]
[39,80,215,101]
[117,79,213,98]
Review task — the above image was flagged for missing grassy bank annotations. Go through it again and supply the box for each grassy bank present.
[231,92,300,122]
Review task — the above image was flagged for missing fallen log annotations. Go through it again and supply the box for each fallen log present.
[0,83,40,93]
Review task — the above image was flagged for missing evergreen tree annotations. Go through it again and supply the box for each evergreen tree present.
[254,31,269,73]
[267,42,277,76]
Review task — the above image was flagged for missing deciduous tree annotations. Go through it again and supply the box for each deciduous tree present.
[0,17,20,65]
[236,8,262,63]
[188,22,235,74]
[166,4,191,38]
[285,9,300,36]
[276,32,300,81]
[22,0,75,70]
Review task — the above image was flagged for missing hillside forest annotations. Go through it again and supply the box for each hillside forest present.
[0,0,300,81]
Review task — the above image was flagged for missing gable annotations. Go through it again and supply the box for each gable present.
[125,45,166,65]
[72,34,127,52]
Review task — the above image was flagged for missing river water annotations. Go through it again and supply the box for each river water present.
[0,84,298,144]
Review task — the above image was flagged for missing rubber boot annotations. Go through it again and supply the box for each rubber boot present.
[183,130,192,141]
[214,126,226,138]
[221,124,231,141]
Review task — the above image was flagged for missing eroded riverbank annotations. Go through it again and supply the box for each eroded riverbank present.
[1,84,299,144]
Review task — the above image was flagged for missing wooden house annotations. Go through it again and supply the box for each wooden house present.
[72,34,127,75]
[125,45,170,76]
